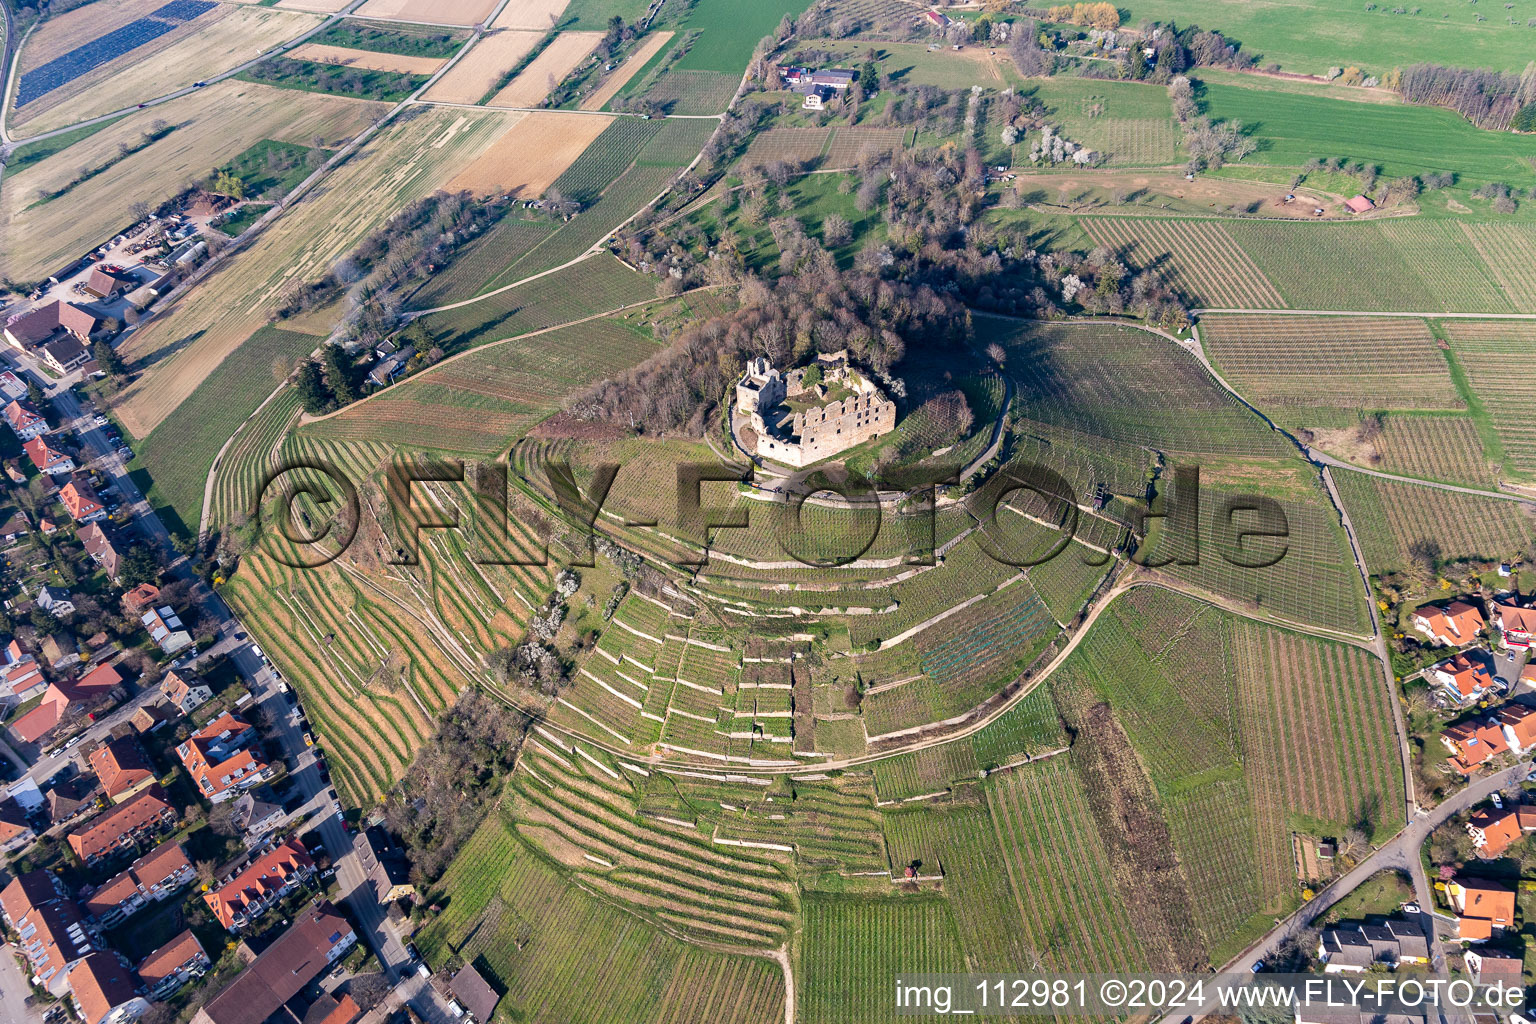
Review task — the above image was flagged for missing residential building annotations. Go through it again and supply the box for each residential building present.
[68,951,149,1024]
[1432,652,1494,703]
[190,902,356,1024]
[62,476,107,523]
[178,712,272,803]
[143,605,193,654]
[0,639,46,704]
[44,779,95,829]
[1447,878,1515,941]
[367,344,415,386]
[0,370,28,400]
[1464,948,1523,983]
[38,584,75,617]
[3,398,48,440]
[1500,703,1536,754]
[1316,919,1428,972]
[41,633,80,670]
[9,663,124,747]
[88,735,156,803]
[80,523,124,580]
[1466,809,1523,857]
[365,826,415,904]
[0,870,100,995]
[204,838,316,931]
[84,841,194,926]
[1494,602,1536,650]
[136,929,210,1000]
[1441,717,1508,774]
[304,993,361,1024]
[67,785,177,865]
[162,668,213,714]
[23,435,75,476]
[3,300,97,350]
[0,797,37,853]
[121,583,160,617]
[229,791,284,839]
[130,702,176,734]
[0,508,29,540]
[451,964,500,1023]
[43,335,91,374]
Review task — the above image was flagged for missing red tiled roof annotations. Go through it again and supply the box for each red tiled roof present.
[88,736,154,800]
[179,713,267,801]
[1457,878,1516,924]
[1496,603,1536,637]
[122,583,160,615]
[60,479,103,521]
[136,929,208,989]
[85,841,190,917]
[1500,704,1536,749]
[197,903,355,1024]
[204,838,314,930]
[69,951,137,1024]
[3,399,45,433]
[1470,810,1523,857]
[67,785,175,862]
[0,798,32,844]
[9,699,63,743]
[22,436,70,474]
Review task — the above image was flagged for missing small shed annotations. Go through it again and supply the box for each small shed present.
[1343,194,1375,214]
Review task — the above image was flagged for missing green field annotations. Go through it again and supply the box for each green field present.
[1124,0,1536,74]
[1332,470,1536,574]
[131,324,321,538]
[308,19,470,58]
[800,895,966,1024]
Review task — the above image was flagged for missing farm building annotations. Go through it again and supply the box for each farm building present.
[1344,194,1375,213]
[82,268,131,300]
[42,335,91,374]
[3,301,97,351]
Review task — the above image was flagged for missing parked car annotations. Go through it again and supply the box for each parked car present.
[1492,792,1504,810]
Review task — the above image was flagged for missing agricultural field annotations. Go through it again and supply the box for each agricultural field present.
[639,68,740,115]
[1368,415,1498,487]
[444,111,614,197]
[420,27,544,104]
[1029,77,1183,168]
[0,80,385,284]
[494,0,569,30]
[1198,314,1460,412]
[1331,471,1536,575]
[1441,321,1536,475]
[1078,218,1285,309]
[800,895,966,1024]
[582,31,674,110]
[114,105,518,440]
[488,30,604,107]
[353,0,499,26]
[13,5,324,137]
[1122,0,1536,74]
[285,44,448,76]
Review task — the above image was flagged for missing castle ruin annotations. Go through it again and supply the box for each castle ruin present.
[734,350,896,467]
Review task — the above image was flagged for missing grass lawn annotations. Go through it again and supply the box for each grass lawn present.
[219,203,272,238]
[3,117,126,177]
[671,0,811,74]
[1122,0,1536,74]
[1196,79,1536,194]
[1320,869,1415,924]
[238,59,428,104]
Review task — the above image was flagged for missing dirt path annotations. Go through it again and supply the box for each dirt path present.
[1195,307,1536,319]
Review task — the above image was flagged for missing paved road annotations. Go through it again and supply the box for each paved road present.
[1193,308,1536,320]
[0,932,44,1024]
[1308,447,1536,507]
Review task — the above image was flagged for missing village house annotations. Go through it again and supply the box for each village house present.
[23,435,75,476]
[41,633,80,670]
[1447,877,1515,940]
[367,344,415,386]
[162,668,213,714]
[0,639,46,705]
[9,662,125,748]
[779,65,856,109]
[121,582,160,617]
[1493,601,1536,650]
[88,735,157,803]
[1464,948,1523,984]
[0,797,37,853]
[143,604,193,655]
[136,928,211,1000]
[365,825,415,904]
[67,950,149,1024]
[204,838,317,931]
[66,785,177,865]
[735,351,896,467]
[178,711,272,803]
[1316,919,1429,972]
[1466,808,1524,857]
[83,841,194,926]
[1432,652,1494,703]
[44,778,95,829]
[79,522,124,581]
[191,902,356,1024]
[2,300,98,351]
[4,398,49,440]
[305,993,362,1024]
[43,335,91,375]
[0,869,101,995]
[1500,703,1536,754]
[0,508,29,541]
[451,964,501,1023]
[229,791,284,840]
[130,702,176,734]
[61,476,107,523]
[1442,717,1508,774]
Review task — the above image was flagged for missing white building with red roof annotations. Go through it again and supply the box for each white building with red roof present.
[177,712,271,803]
